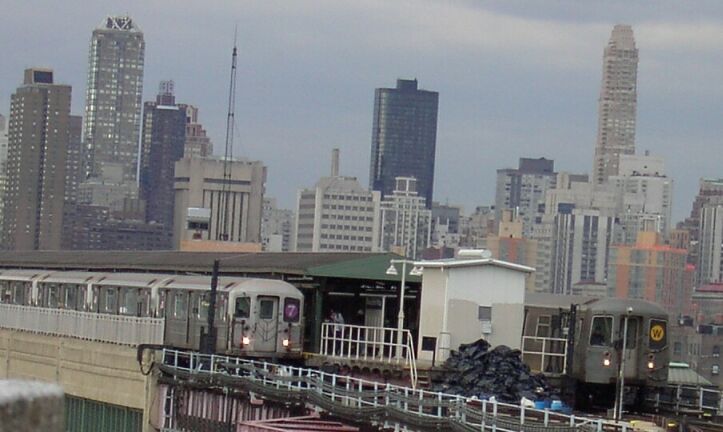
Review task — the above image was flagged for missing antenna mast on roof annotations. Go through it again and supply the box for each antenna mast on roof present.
[218,27,238,241]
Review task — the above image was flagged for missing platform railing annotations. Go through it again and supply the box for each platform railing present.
[159,348,633,432]
[521,335,568,375]
[320,323,417,387]
[0,303,164,346]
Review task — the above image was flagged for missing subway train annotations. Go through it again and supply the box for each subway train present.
[523,295,669,408]
[0,269,304,358]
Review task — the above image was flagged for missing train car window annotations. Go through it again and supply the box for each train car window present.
[590,316,613,346]
[536,315,551,338]
[13,282,26,305]
[259,299,275,320]
[1,281,11,303]
[283,298,300,323]
[158,290,167,318]
[64,285,76,310]
[119,288,138,316]
[624,318,639,349]
[138,290,150,317]
[103,288,117,314]
[48,284,59,308]
[195,293,224,320]
[217,294,227,321]
[173,292,188,319]
[197,294,209,319]
[234,297,250,318]
[91,287,100,312]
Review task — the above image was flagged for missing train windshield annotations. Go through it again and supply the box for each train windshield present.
[590,316,613,346]
[624,318,639,349]
[234,297,250,318]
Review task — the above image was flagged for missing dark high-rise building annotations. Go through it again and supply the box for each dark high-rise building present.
[3,68,72,250]
[369,79,438,208]
[83,15,145,185]
[140,81,186,246]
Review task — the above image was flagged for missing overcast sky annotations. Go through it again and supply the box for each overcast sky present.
[2,1,723,222]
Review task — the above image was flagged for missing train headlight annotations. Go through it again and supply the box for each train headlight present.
[647,361,655,370]
[242,336,251,346]
[282,338,290,347]
[603,351,611,367]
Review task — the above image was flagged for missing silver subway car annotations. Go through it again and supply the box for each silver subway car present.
[0,269,304,359]
[523,295,669,409]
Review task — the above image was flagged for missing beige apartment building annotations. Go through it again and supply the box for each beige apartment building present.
[294,150,380,253]
[173,157,266,248]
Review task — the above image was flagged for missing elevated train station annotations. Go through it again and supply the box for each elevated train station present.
[0,250,720,430]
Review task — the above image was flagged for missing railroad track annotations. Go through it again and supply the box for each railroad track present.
[688,419,723,432]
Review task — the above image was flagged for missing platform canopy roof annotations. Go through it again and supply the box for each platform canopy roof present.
[0,251,418,284]
[668,362,713,387]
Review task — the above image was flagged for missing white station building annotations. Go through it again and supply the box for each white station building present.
[414,251,534,365]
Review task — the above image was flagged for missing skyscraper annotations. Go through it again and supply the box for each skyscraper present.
[369,79,438,207]
[2,68,72,250]
[139,81,187,246]
[295,150,380,252]
[0,115,8,233]
[378,177,432,259]
[83,16,145,185]
[183,105,213,158]
[593,25,638,185]
[495,157,557,237]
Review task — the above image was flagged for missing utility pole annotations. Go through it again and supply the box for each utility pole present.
[201,259,220,354]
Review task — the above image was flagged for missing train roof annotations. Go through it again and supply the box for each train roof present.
[585,297,668,316]
[94,272,169,288]
[525,293,668,316]
[0,269,302,296]
[0,269,52,281]
[39,271,107,284]
[525,293,597,308]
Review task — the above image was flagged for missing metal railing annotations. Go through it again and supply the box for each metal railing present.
[521,336,568,375]
[0,303,164,346]
[646,384,721,415]
[159,348,634,432]
[320,323,417,388]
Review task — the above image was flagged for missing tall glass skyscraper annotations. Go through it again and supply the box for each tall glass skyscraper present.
[593,25,638,185]
[369,79,438,208]
[83,16,145,184]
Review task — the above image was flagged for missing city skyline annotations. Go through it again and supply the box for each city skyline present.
[2,2,723,221]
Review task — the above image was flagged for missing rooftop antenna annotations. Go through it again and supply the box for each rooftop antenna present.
[218,26,238,241]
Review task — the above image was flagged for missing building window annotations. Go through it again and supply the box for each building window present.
[673,342,682,355]
[713,364,720,376]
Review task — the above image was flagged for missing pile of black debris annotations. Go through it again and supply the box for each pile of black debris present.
[431,339,557,403]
